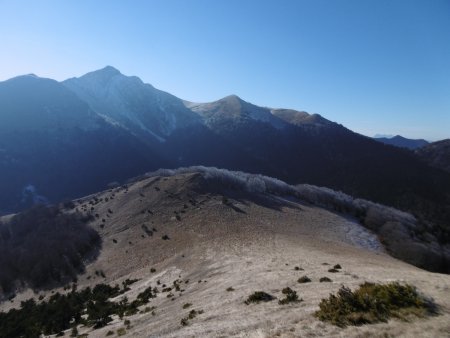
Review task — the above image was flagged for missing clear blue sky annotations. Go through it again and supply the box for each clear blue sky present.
[1,0,449,140]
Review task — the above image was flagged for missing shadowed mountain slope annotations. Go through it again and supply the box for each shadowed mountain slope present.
[0,74,171,214]
[416,139,450,173]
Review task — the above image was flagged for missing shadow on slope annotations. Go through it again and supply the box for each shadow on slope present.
[0,205,100,299]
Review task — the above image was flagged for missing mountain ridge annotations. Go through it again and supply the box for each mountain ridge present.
[416,139,450,173]
[1,66,450,256]
[374,135,429,150]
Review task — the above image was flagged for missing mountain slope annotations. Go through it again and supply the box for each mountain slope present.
[0,74,171,214]
[416,139,450,173]
[64,66,202,143]
[2,67,450,249]
[0,74,100,131]
[1,168,449,337]
[185,95,450,244]
[187,94,289,130]
[374,135,429,150]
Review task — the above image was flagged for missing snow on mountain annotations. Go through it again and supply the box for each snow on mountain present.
[64,67,334,141]
[187,94,333,131]
[270,108,332,126]
[186,94,289,129]
[63,66,202,142]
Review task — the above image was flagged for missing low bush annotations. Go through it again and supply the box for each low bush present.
[298,276,311,283]
[279,287,301,305]
[320,277,332,282]
[117,327,126,336]
[245,291,275,305]
[315,282,436,327]
[180,309,204,326]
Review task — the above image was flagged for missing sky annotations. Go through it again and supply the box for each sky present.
[0,0,449,140]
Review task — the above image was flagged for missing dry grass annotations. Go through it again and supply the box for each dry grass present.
[2,172,449,338]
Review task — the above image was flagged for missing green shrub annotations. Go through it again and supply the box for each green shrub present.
[180,309,204,326]
[117,327,126,336]
[320,277,332,282]
[188,309,198,319]
[315,282,436,327]
[279,287,302,305]
[333,264,342,269]
[245,291,275,305]
[328,268,339,273]
[226,287,235,292]
[298,276,311,283]
[0,281,154,337]
[182,303,192,309]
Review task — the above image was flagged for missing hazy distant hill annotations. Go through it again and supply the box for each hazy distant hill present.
[416,139,450,173]
[1,67,450,247]
[374,135,429,150]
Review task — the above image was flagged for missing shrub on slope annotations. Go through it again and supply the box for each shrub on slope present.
[315,282,437,327]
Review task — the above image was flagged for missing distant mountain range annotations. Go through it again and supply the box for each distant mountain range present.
[1,66,449,245]
[373,135,429,150]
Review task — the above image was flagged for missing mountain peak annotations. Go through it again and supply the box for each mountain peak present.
[92,66,121,77]
[221,94,244,103]
[9,73,41,81]
[98,65,121,76]
[75,66,123,82]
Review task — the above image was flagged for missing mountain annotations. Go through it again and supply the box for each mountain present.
[374,133,394,138]
[1,168,449,337]
[186,94,289,129]
[373,135,429,150]
[0,74,170,214]
[1,67,450,251]
[416,139,450,173]
[63,66,202,143]
[0,74,99,131]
